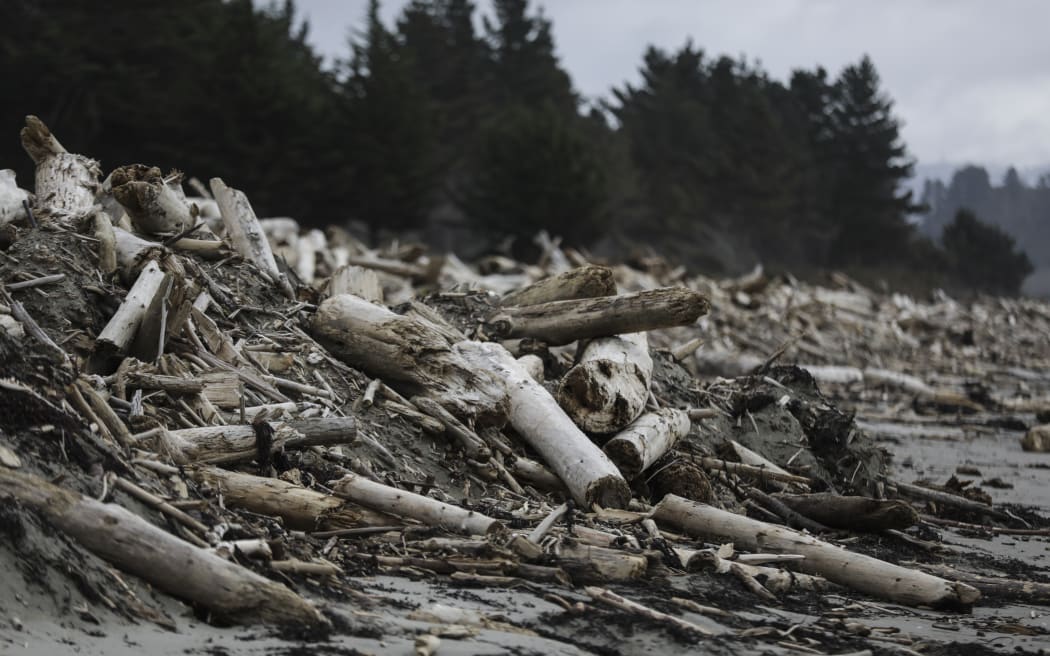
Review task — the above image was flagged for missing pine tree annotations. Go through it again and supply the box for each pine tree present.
[824,55,918,265]
[341,0,436,239]
[943,209,1033,295]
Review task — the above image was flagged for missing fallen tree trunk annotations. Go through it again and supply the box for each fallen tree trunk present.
[210,178,293,299]
[603,408,690,480]
[331,473,503,536]
[651,494,980,609]
[491,287,709,346]
[311,293,507,424]
[458,341,630,509]
[0,468,324,625]
[192,466,396,531]
[501,265,616,307]
[20,115,99,220]
[556,332,653,434]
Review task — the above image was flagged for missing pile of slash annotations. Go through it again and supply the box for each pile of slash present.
[1,116,1049,656]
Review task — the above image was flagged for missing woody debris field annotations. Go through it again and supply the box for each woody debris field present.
[1,116,1049,655]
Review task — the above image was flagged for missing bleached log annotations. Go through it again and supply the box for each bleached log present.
[294,229,324,283]
[0,169,30,227]
[328,265,383,302]
[507,456,566,493]
[603,408,690,480]
[516,354,545,383]
[92,208,118,275]
[556,332,653,434]
[20,115,100,220]
[311,294,506,424]
[96,260,167,356]
[730,440,794,481]
[556,542,647,581]
[457,341,630,509]
[331,473,503,536]
[345,255,430,281]
[0,468,324,625]
[162,416,357,463]
[111,226,164,280]
[862,368,934,395]
[804,365,864,385]
[652,494,980,609]
[210,178,293,298]
[501,265,615,307]
[110,165,192,235]
[492,287,709,346]
[192,466,396,531]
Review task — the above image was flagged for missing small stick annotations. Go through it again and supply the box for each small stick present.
[585,586,714,636]
[6,295,70,366]
[529,503,569,543]
[111,476,210,544]
[6,273,66,290]
[309,525,404,539]
[698,456,811,485]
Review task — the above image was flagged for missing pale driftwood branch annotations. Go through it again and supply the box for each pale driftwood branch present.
[0,468,324,625]
[192,466,397,531]
[0,169,30,227]
[311,294,507,424]
[161,416,357,464]
[889,479,1015,523]
[585,586,714,636]
[331,473,504,536]
[556,332,653,434]
[652,494,980,609]
[457,341,630,509]
[96,260,167,356]
[492,287,710,346]
[93,208,118,275]
[110,165,192,235]
[603,408,690,479]
[698,456,812,485]
[210,177,293,299]
[20,115,99,220]
[501,265,615,307]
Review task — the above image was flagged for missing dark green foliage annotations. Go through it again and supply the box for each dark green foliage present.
[459,104,608,247]
[340,0,437,237]
[942,209,1033,295]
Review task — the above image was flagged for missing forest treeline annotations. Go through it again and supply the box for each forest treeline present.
[0,0,1034,293]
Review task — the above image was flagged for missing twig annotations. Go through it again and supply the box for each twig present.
[585,586,714,637]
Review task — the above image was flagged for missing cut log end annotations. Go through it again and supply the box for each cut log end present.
[586,475,632,510]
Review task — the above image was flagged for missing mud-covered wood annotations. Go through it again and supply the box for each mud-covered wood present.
[557,332,653,434]
[492,287,709,346]
[110,165,192,235]
[772,493,919,532]
[652,494,980,609]
[0,468,324,626]
[501,264,616,307]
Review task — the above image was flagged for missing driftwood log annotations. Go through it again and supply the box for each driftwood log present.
[458,341,630,509]
[331,473,503,536]
[192,466,397,530]
[20,115,99,220]
[556,332,653,434]
[491,287,709,346]
[311,293,507,424]
[603,408,690,480]
[159,416,357,464]
[652,494,980,609]
[0,468,324,625]
[501,265,616,307]
[95,260,168,357]
[772,493,919,532]
[210,177,293,298]
[110,165,192,235]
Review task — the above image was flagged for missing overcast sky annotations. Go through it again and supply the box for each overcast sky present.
[294,0,1050,177]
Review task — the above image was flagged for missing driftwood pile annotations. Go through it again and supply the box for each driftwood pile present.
[2,116,1049,652]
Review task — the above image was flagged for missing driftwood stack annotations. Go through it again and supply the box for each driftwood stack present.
[3,115,1048,650]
